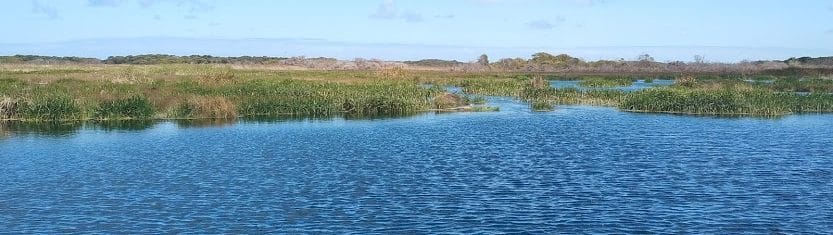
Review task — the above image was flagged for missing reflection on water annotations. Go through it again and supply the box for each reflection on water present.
[175,118,237,128]
[91,120,156,131]
[0,112,431,138]
[0,121,84,137]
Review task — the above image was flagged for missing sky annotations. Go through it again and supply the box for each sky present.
[1,0,832,62]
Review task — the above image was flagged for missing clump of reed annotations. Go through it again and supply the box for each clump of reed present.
[432,92,467,109]
[673,76,698,88]
[618,86,833,116]
[93,95,154,120]
[177,96,238,119]
[0,97,17,119]
[579,77,634,87]
[457,79,527,97]
[231,79,437,117]
[530,75,548,89]
[521,87,626,107]
[376,66,407,79]
[20,95,81,121]
[770,78,833,93]
[530,101,554,111]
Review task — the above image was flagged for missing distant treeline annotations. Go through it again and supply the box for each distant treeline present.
[0,55,100,64]
[103,54,289,64]
[0,54,291,65]
[1,54,832,76]
[403,59,465,67]
[785,56,833,66]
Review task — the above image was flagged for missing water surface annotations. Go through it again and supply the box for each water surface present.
[550,79,674,91]
[1,98,832,233]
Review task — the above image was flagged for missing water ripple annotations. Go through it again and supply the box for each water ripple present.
[1,100,833,233]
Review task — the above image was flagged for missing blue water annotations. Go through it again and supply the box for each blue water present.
[550,79,674,91]
[2,98,833,233]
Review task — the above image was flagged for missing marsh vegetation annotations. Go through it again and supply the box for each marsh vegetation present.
[0,65,499,121]
[1,62,832,121]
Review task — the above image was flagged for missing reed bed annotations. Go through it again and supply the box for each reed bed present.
[769,78,833,93]
[619,86,833,116]
[2,64,832,119]
[0,65,468,121]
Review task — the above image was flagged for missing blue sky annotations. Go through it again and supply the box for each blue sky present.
[2,0,833,62]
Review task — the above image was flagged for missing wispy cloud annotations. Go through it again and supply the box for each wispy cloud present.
[569,0,599,6]
[370,0,397,19]
[470,0,598,5]
[526,20,555,30]
[136,0,215,20]
[370,0,425,23]
[138,0,158,8]
[435,14,455,19]
[31,1,59,20]
[87,0,124,7]
[526,17,565,30]
[402,11,423,23]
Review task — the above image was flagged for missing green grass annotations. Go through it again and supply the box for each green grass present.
[94,96,154,120]
[0,65,474,121]
[619,86,833,116]
[769,78,833,93]
[19,95,81,121]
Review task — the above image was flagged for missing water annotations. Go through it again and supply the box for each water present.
[550,79,674,91]
[2,98,833,233]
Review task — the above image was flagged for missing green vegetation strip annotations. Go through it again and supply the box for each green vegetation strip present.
[0,66,501,121]
[2,64,833,120]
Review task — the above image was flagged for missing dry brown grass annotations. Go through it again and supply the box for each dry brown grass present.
[376,66,407,79]
[432,92,466,109]
[0,97,17,119]
[181,96,238,119]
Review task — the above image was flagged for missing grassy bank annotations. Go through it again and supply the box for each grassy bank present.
[618,79,833,116]
[0,65,493,121]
